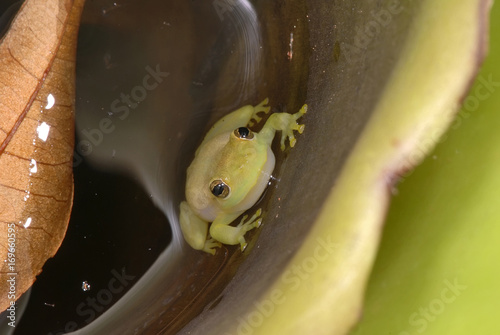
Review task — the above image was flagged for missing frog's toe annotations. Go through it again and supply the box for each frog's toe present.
[249,116,260,127]
[239,239,248,251]
[294,104,307,119]
[258,97,270,108]
[297,123,305,134]
[237,217,262,251]
[237,214,249,227]
[238,209,262,229]
[203,238,222,255]
[280,127,302,150]
[279,107,306,150]
[234,210,262,250]
[280,135,287,151]
[255,98,271,116]
[249,98,271,126]
[205,247,217,255]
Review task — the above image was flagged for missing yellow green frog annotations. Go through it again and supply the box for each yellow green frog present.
[179,98,307,254]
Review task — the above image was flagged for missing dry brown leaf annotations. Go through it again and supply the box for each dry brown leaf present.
[0,0,85,312]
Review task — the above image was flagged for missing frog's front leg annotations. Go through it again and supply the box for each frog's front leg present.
[180,201,222,255]
[202,98,271,143]
[209,209,263,251]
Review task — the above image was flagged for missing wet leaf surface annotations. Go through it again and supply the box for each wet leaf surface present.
[0,0,85,312]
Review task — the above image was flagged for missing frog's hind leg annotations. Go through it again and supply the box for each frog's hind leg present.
[248,98,271,127]
[180,201,221,255]
[203,98,271,143]
[209,209,262,251]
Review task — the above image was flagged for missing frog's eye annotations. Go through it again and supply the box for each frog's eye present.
[234,127,254,140]
[210,179,230,198]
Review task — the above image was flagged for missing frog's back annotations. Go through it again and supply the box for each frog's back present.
[185,132,230,218]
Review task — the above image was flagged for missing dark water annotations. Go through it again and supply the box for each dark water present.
[0,1,21,38]
[14,160,171,335]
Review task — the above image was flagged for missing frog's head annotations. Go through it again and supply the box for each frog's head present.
[210,127,275,212]
[202,127,275,220]
[187,127,275,221]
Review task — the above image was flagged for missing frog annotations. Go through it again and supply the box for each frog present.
[179,98,307,254]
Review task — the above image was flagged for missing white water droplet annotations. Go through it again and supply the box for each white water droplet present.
[29,159,37,173]
[36,122,50,141]
[45,94,55,109]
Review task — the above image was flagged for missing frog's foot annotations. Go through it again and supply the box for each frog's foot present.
[202,238,222,255]
[236,209,263,251]
[278,104,307,150]
[210,209,263,251]
[248,98,271,127]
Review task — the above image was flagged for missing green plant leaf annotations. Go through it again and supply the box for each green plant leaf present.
[351,2,500,335]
